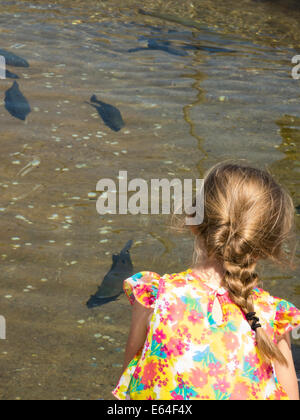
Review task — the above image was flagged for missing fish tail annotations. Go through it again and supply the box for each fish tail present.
[121,240,133,254]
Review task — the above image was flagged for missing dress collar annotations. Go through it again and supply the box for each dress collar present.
[186,268,228,296]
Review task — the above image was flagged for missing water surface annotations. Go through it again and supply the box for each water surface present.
[0,0,299,400]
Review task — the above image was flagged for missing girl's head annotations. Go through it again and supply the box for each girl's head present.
[186,161,296,365]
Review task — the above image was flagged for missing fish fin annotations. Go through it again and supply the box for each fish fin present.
[121,240,133,254]
[90,94,98,103]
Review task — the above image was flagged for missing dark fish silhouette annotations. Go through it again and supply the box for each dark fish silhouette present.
[5,81,31,121]
[138,9,207,31]
[129,39,188,57]
[129,39,234,56]
[86,95,125,132]
[0,49,29,67]
[87,240,134,308]
[182,44,235,54]
[5,69,19,79]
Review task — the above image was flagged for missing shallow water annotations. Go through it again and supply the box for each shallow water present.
[0,0,299,400]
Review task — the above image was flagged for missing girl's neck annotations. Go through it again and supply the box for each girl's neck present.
[192,258,226,288]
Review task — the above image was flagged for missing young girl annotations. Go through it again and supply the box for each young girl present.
[112,162,300,400]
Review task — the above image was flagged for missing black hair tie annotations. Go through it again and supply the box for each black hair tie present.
[246,312,261,332]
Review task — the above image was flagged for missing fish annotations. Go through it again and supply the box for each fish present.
[5,81,31,121]
[129,39,234,56]
[86,240,134,308]
[182,44,235,54]
[5,69,19,79]
[0,48,29,67]
[86,95,125,132]
[138,9,207,31]
[129,39,188,57]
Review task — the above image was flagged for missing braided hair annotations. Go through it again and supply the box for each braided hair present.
[187,161,295,365]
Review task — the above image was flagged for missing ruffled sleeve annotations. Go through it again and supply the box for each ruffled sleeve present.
[273,297,300,337]
[123,271,161,309]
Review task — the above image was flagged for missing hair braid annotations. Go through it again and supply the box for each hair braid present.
[219,231,288,366]
[184,162,295,366]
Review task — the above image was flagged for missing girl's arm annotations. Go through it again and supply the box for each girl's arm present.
[122,300,153,373]
[274,332,299,400]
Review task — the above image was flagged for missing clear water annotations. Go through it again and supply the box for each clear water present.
[0,0,299,400]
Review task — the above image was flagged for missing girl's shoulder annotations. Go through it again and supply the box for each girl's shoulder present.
[253,287,300,337]
[253,286,298,308]
[122,269,194,307]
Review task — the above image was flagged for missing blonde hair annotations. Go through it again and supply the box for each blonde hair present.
[185,161,296,366]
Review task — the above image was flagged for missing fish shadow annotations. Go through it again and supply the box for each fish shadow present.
[86,240,134,308]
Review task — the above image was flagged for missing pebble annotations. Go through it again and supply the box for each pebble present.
[114,347,124,353]
[16,215,33,225]
[48,214,59,220]
[99,230,110,235]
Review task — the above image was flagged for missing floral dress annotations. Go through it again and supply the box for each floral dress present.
[112,269,300,400]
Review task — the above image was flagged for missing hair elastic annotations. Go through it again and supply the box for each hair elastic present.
[246,312,262,332]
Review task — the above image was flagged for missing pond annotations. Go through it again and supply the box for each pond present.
[0,0,299,400]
